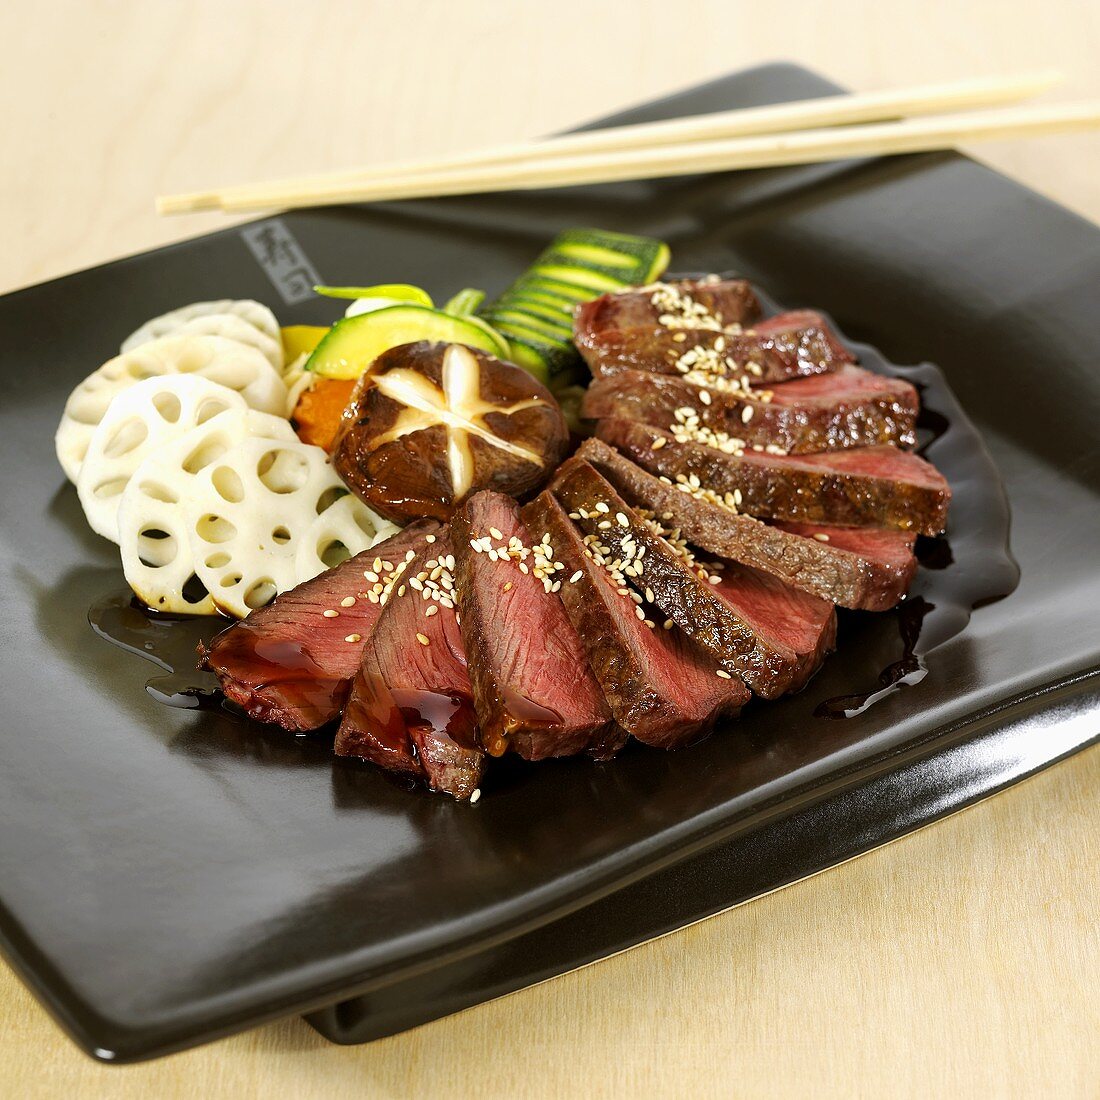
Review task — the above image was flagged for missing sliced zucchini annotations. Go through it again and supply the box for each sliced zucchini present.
[305,305,508,381]
[502,297,580,326]
[508,288,580,312]
[528,263,624,294]
[478,227,669,385]
[513,276,594,303]
[483,309,574,341]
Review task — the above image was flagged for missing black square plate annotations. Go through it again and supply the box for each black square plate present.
[1,64,1097,1062]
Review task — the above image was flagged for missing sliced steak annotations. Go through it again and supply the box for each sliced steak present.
[576,309,853,385]
[199,521,440,731]
[575,438,916,611]
[708,561,836,693]
[334,532,485,800]
[522,491,747,749]
[575,278,762,337]
[581,365,919,453]
[772,520,918,575]
[597,419,950,535]
[451,490,615,761]
[550,457,802,699]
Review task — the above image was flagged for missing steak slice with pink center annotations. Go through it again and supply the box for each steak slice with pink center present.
[574,278,762,337]
[334,531,485,800]
[550,457,802,699]
[199,520,441,731]
[522,492,747,749]
[597,418,950,535]
[575,438,916,611]
[705,561,837,693]
[575,307,853,385]
[450,491,615,760]
[581,365,918,453]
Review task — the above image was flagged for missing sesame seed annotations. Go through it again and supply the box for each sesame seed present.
[489,526,503,540]
[344,633,361,643]
[340,596,356,607]
[645,587,655,603]
[416,633,430,646]
[425,534,436,543]
[814,533,831,542]
[363,570,378,582]
[425,605,438,617]
[651,437,666,450]
[323,609,339,618]
[716,669,733,679]
[570,570,583,583]
[741,405,754,423]
[503,581,513,591]
[397,585,406,596]
[615,512,629,527]
[470,788,481,804]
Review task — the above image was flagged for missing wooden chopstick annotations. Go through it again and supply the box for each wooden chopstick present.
[157,72,1062,216]
[177,100,1100,215]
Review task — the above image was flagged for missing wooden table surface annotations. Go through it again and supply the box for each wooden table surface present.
[2,2,1097,1096]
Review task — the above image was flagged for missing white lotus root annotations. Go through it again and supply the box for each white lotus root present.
[294,492,400,582]
[185,436,382,618]
[116,409,297,615]
[134,312,284,373]
[55,334,288,483]
[77,375,248,544]
[121,299,281,358]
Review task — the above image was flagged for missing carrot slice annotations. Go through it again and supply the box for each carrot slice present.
[293,378,356,451]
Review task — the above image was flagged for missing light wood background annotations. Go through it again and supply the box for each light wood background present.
[2,2,1097,1096]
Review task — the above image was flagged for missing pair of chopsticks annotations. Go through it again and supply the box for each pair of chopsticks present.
[158,72,1099,216]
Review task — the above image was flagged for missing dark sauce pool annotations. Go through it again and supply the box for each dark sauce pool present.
[89,306,1020,742]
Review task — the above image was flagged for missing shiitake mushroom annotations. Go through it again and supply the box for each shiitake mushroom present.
[331,341,569,523]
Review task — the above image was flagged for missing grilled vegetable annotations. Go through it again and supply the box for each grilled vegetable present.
[479,228,669,387]
[304,305,509,381]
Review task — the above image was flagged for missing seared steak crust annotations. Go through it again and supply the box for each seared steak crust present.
[597,419,950,535]
[576,308,853,385]
[581,366,919,453]
[522,492,747,749]
[576,439,916,611]
[574,279,762,336]
[451,491,614,760]
[334,532,485,800]
[199,521,440,731]
[550,458,801,699]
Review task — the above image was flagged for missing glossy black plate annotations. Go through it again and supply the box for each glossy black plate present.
[1,63,1098,1063]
